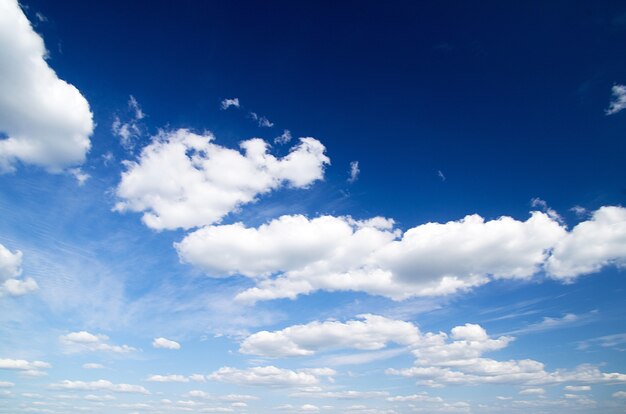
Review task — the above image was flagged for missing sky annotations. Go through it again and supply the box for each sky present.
[1,0,626,413]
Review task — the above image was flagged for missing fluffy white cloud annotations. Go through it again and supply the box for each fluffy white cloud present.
[177,211,565,303]
[208,366,334,387]
[0,0,93,172]
[146,374,189,383]
[0,358,50,377]
[177,206,626,303]
[546,206,626,279]
[59,331,136,354]
[115,129,330,230]
[240,314,420,357]
[49,379,149,394]
[0,243,38,297]
[385,323,626,388]
[152,337,180,350]
[606,84,626,115]
[82,363,104,369]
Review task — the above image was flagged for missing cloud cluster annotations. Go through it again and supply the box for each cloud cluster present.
[208,366,335,387]
[49,379,149,394]
[59,331,136,354]
[0,358,51,377]
[0,0,93,172]
[115,129,330,230]
[176,206,626,303]
[0,243,38,297]
[221,98,240,110]
[240,314,419,357]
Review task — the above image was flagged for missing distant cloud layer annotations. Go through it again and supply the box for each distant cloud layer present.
[0,0,93,172]
[176,207,626,303]
[115,129,330,230]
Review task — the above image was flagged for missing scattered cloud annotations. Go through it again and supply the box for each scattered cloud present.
[570,205,588,218]
[605,84,626,115]
[0,358,50,377]
[112,95,146,150]
[208,366,334,387]
[577,332,626,351]
[152,337,180,350]
[504,313,590,336]
[221,98,240,110]
[348,161,360,183]
[116,129,329,230]
[613,391,626,398]
[0,243,38,297]
[59,331,137,354]
[275,129,292,145]
[0,0,93,172]
[437,170,446,181]
[519,388,545,395]
[564,385,591,392]
[240,314,419,357]
[82,363,104,369]
[49,379,149,394]
[68,167,90,186]
[250,112,274,128]
[530,198,563,224]
[146,374,190,383]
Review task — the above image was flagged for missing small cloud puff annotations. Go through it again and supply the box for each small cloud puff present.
[152,337,181,350]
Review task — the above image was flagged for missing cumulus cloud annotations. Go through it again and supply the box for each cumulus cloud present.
[0,0,93,172]
[0,358,50,377]
[152,337,180,350]
[0,243,38,297]
[112,95,145,150]
[546,206,626,279]
[59,331,137,354]
[606,84,626,115]
[348,161,360,183]
[115,129,330,230]
[221,98,240,110]
[176,206,626,303]
[386,323,626,388]
[146,374,189,383]
[240,314,420,357]
[49,379,149,394]
[208,366,334,387]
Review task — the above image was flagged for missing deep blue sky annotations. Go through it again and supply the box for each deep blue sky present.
[1,1,626,413]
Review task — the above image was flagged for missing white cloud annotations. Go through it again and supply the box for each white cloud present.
[59,331,136,354]
[240,314,420,357]
[115,129,330,230]
[49,379,149,394]
[82,363,104,369]
[0,0,93,172]
[177,211,565,303]
[546,206,626,279]
[177,206,626,303]
[0,243,38,297]
[606,84,626,115]
[0,243,22,280]
[578,332,626,350]
[437,170,446,181]
[0,381,14,388]
[249,112,274,127]
[519,388,545,395]
[68,168,90,186]
[221,98,240,110]
[613,391,626,398]
[348,161,360,183]
[2,277,38,296]
[387,393,443,402]
[0,358,51,377]
[152,337,180,350]
[208,366,334,388]
[386,323,626,388]
[504,313,586,335]
[146,374,189,383]
[112,95,145,150]
[564,385,590,392]
[275,129,292,145]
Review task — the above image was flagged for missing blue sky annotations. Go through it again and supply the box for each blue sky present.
[1,0,626,413]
